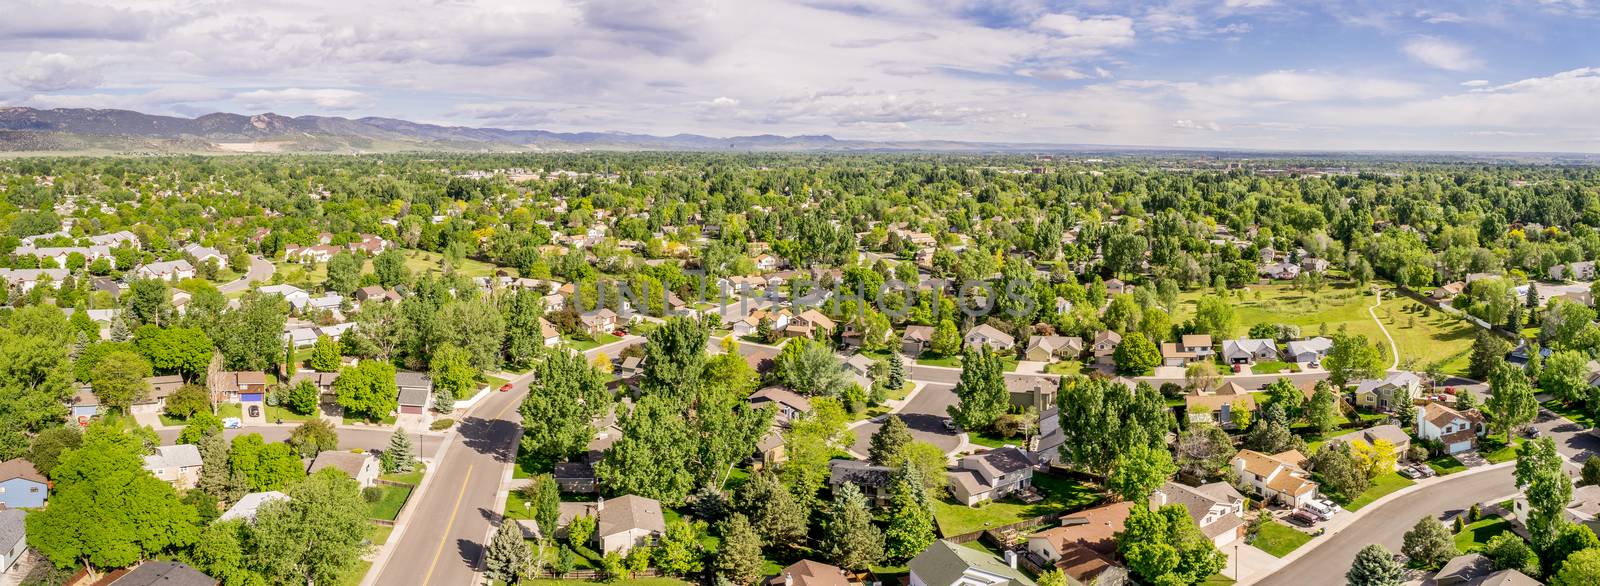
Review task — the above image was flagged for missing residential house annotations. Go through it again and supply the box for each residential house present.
[1432,282,1466,301]
[947,447,1035,506]
[1221,338,1278,365]
[1231,449,1319,508]
[1515,483,1600,538]
[103,561,218,586]
[308,451,381,487]
[1004,374,1059,413]
[0,459,47,509]
[354,285,402,304]
[210,371,268,403]
[749,387,813,423]
[258,284,311,308]
[902,325,936,355]
[1353,372,1424,412]
[218,491,289,523]
[1301,257,1331,274]
[1186,393,1257,429]
[1259,262,1301,280]
[285,244,339,263]
[1329,425,1412,466]
[0,509,25,574]
[830,460,896,507]
[769,560,850,586]
[964,324,1016,352]
[1090,331,1121,366]
[69,384,98,422]
[554,461,598,494]
[1551,260,1597,281]
[132,374,185,414]
[1161,342,1200,367]
[182,243,226,267]
[1025,502,1133,586]
[396,371,433,415]
[754,253,779,272]
[0,268,69,293]
[133,259,196,281]
[1416,402,1487,455]
[143,444,203,490]
[1180,334,1214,358]
[785,310,836,339]
[614,356,644,380]
[1024,335,1084,363]
[742,346,779,374]
[1285,337,1333,365]
[1433,553,1541,586]
[580,308,618,336]
[559,494,667,554]
[1150,481,1247,547]
[1104,279,1128,296]
[910,540,1036,586]
[539,318,562,347]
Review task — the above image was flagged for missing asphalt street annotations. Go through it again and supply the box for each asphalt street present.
[850,383,963,455]
[217,255,275,294]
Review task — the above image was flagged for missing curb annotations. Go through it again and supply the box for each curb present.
[360,427,454,586]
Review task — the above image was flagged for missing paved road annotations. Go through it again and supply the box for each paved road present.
[373,374,531,586]
[850,383,962,455]
[218,255,274,293]
[156,425,443,455]
[1254,467,1518,586]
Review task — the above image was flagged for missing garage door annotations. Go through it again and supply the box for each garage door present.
[241,393,264,402]
[1449,441,1472,454]
[400,405,422,415]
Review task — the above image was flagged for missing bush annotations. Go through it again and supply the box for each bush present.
[362,486,384,503]
[431,418,456,431]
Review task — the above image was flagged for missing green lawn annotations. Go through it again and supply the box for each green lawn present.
[1427,455,1468,476]
[1044,360,1083,375]
[915,353,961,368]
[369,523,394,546]
[931,473,1101,537]
[967,432,1027,450]
[1332,472,1416,511]
[1201,575,1238,585]
[158,413,189,427]
[265,405,318,423]
[1252,520,1313,557]
[380,465,426,486]
[1543,399,1594,427]
[343,412,398,425]
[1171,282,1476,376]
[1251,360,1297,374]
[217,403,242,418]
[567,333,622,352]
[368,483,413,521]
[1481,436,1522,464]
[335,560,372,586]
[1454,515,1515,553]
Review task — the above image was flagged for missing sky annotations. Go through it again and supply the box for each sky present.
[2,0,1599,152]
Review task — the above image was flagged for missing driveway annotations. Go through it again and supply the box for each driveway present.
[1529,406,1600,465]
[218,254,274,294]
[850,383,962,456]
[1222,542,1276,583]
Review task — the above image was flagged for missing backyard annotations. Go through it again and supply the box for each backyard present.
[1171,282,1477,376]
[1454,515,1515,553]
[1251,520,1313,557]
[367,483,414,521]
[931,473,1101,537]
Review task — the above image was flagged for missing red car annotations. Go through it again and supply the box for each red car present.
[499,383,515,393]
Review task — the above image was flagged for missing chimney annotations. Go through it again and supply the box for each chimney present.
[596,496,604,512]
[784,573,793,586]
[1004,550,1017,569]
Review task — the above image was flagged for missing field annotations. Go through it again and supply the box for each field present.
[1251,520,1313,557]
[1171,282,1477,376]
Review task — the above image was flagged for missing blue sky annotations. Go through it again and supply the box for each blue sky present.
[2,0,1599,152]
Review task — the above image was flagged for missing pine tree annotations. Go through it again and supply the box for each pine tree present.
[821,482,885,570]
[1401,515,1457,569]
[887,353,905,390]
[382,429,415,473]
[109,316,130,342]
[715,514,766,586]
[1346,544,1404,586]
[283,340,297,376]
[948,347,1007,431]
[868,416,913,466]
[198,430,240,501]
[484,521,534,584]
[735,469,807,545]
[883,461,934,561]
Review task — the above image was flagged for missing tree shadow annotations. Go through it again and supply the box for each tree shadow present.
[456,538,484,571]
[457,416,519,463]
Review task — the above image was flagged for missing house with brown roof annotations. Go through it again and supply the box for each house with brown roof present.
[750,387,813,423]
[354,285,401,304]
[1186,393,1256,429]
[1090,331,1121,366]
[1024,335,1084,362]
[769,560,851,586]
[947,447,1035,506]
[102,561,218,586]
[539,317,562,347]
[1416,402,1486,455]
[210,371,268,403]
[308,451,381,487]
[964,324,1016,352]
[1024,502,1134,586]
[560,494,665,554]
[1160,342,1200,367]
[132,374,185,414]
[0,459,48,509]
[1231,449,1319,508]
[1330,424,1412,466]
[785,310,837,339]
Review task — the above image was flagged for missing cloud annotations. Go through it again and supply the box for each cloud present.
[7,52,102,92]
[234,88,373,111]
[1402,37,1482,71]
[1460,79,1490,87]
[1173,119,1222,130]
[1015,67,1089,80]
[1206,70,1422,102]
[1223,0,1275,8]
[0,2,160,41]
[1032,13,1136,52]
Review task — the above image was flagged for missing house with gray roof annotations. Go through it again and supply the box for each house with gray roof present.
[830,460,896,506]
[947,447,1035,506]
[561,494,666,555]
[0,509,25,574]
[1150,481,1246,547]
[143,444,204,490]
[395,371,433,415]
[218,491,289,524]
[308,451,380,487]
[909,540,1035,586]
[104,561,218,586]
[1330,424,1412,466]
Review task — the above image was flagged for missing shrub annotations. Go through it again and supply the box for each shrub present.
[431,418,456,431]
[362,486,383,503]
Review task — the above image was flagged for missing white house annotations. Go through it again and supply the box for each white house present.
[142,444,203,490]
[1416,402,1485,455]
[1285,337,1333,365]
[308,451,381,487]
[1151,481,1247,547]
[1551,261,1597,281]
[1221,338,1278,365]
[963,324,1016,352]
[218,491,289,523]
[1231,449,1319,508]
[0,509,25,575]
[947,447,1035,506]
[133,259,196,282]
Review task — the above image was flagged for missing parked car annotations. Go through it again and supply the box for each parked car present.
[223,417,242,429]
[1286,511,1317,527]
[247,405,260,418]
[499,383,514,392]
[1525,428,1542,438]
[1305,501,1336,520]
[1399,466,1424,479]
[1231,364,1242,373]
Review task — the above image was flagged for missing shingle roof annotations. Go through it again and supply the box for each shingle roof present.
[145,444,203,469]
[105,561,217,586]
[0,509,25,553]
[308,451,373,479]
[0,458,46,484]
[597,494,666,538]
[769,560,850,586]
[830,460,895,488]
[217,491,289,523]
[911,540,1036,586]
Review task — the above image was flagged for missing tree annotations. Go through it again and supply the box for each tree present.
[484,520,535,584]
[1486,362,1539,440]
[820,482,884,570]
[1113,332,1161,375]
[249,468,371,585]
[1555,548,1600,586]
[1351,439,1399,479]
[1483,532,1541,578]
[500,289,548,371]
[325,252,363,295]
[887,353,906,390]
[1401,515,1457,569]
[1550,523,1600,575]
[132,325,213,380]
[1190,295,1237,340]
[1037,569,1067,586]
[948,347,1007,431]
[523,474,562,545]
[334,360,398,421]
[715,514,765,586]
[1117,503,1227,585]
[931,319,961,356]
[775,338,850,397]
[1346,544,1405,586]
[1583,456,1600,487]
[869,415,913,467]
[1309,441,1370,500]
[1057,377,1171,478]
[165,383,212,419]
[596,395,696,504]
[287,419,339,458]
[283,379,320,416]
[1517,437,1574,551]
[1458,388,1479,412]
[1543,350,1590,404]
[25,426,81,476]
[641,316,710,401]
[1471,331,1512,381]
[27,424,200,573]
[883,463,935,562]
[782,397,855,507]
[1263,378,1306,418]
[216,291,289,371]
[197,430,241,501]
[1543,298,1596,348]
[1324,333,1385,386]
[382,429,415,473]
[191,520,258,586]
[1185,362,1220,394]
[1175,423,1235,482]
[373,249,409,287]
[310,335,343,372]
[1307,382,1343,433]
[229,433,306,491]
[1108,443,1177,502]
[430,343,477,413]
[654,519,705,576]
[90,350,152,412]
[568,514,596,548]
[735,469,808,546]
[521,349,612,464]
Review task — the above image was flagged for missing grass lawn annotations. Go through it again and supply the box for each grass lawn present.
[1201,575,1237,586]
[1543,399,1595,427]
[368,483,413,521]
[481,374,510,396]
[335,560,372,586]
[380,465,426,486]
[967,432,1028,450]
[158,413,188,427]
[567,333,623,351]
[1251,359,1297,374]
[1481,436,1522,464]
[1455,515,1515,553]
[216,403,242,419]
[1333,472,1416,511]
[1170,282,1476,376]
[931,473,1101,537]
[343,412,398,425]
[1044,360,1083,375]
[265,405,318,423]
[1427,454,1469,476]
[1252,520,1313,557]
[916,353,961,368]
[369,523,394,546]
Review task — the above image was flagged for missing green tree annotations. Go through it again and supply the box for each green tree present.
[190,520,261,586]
[654,519,706,576]
[197,430,241,501]
[1190,295,1237,340]
[735,469,808,546]
[1518,437,1574,551]
[781,397,855,506]
[595,395,696,504]
[334,360,398,421]
[887,352,906,390]
[283,379,320,416]
[1117,503,1227,585]
[373,249,409,287]
[520,349,611,465]
[165,383,213,419]
[1401,515,1457,569]
[715,513,765,586]
[1263,378,1306,418]
[1554,548,1600,585]
[90,349,152,412]
[1175,423,1235,482]
[641,316,710,401]
[527,474,562,545]
[948,347,1007,431]
[1113,331,1161,375]
[1109,443,1177,502]
[1542,350,1590,404]
[309,335,343,372]
[25,426,81,476]
[820,482,884,570]
[484,520,535,584]
[325,252,363,295]
[1487,362,1539,440]
[775,338,851,397]
[931,319,961,356]
[1307,382,1343,433]
[1483,532,1541,578]
[430,343,477,412]
[133,325,214,380]
[1324,332,1385,386]
[1057,377,1171,477]
[1550,523,1600,575]
[287,419,339,458]
[216,291,289,371]
[882,462,935,562]
[1470,331,1512,381]
[249,468,371,585]
[868,415,913,466]
[1584,456,1600,487]
[229,433,306,491]
[1346,543,1405,586]
[381,429,415,473]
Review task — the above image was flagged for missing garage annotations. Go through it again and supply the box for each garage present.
[241,393,264,402]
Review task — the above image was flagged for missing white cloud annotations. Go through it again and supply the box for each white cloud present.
[1403,37,1482,71]
[1032,14,1136,52]
[234,88,373,111]
[6,52,102,91]
[1461,79,1490,87]
[1173,119,1221,130]
[1206,71,1422,102]
[1015,67,1089,80]
[1223,0,1275,8]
